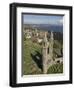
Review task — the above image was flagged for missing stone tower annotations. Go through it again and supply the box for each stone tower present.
[50,31,54,59]
[42,31,54,74]
[42,32,48,74]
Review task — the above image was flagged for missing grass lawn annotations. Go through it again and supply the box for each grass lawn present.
[47,63,63,74]
[23,39,43,75]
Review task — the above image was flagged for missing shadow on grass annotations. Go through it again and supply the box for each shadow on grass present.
[31,51,43,71]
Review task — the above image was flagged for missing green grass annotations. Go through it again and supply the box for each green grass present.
[23,39,43,75]
[47,63,63,74]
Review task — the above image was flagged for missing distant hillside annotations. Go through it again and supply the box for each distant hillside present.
[23,24,63,33]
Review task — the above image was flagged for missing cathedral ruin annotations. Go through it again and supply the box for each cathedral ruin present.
[42,31,63,74]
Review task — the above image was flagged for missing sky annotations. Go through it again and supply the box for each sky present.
[22,14,63,25]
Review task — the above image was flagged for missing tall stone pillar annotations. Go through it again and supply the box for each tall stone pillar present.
[42,46,48,74]
[42,32,48,74]
[50,31,54,59]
